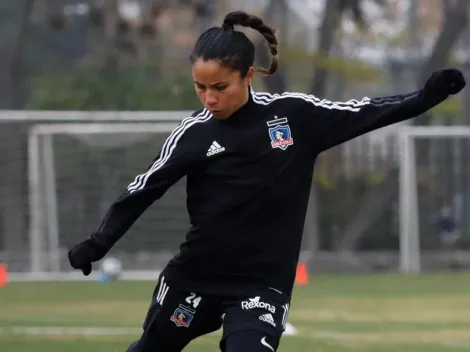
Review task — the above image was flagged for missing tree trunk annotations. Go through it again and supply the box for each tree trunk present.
[255,0,289,93]
[334,0,469,251]
[310,0,345,94]
[0,0,35,259]
[301,0,348,258]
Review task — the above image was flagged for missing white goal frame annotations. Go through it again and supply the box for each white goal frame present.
[398,125,470,273]
[28,122,179,275]
[5,110,466,280]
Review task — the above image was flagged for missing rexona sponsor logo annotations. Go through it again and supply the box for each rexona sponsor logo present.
[241,296,276,314]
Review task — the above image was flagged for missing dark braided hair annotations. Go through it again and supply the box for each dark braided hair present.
[189,11,278,77]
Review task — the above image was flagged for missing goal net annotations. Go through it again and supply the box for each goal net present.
[25,121,196,279]
[398,126,470,273]
[4,115,469,281]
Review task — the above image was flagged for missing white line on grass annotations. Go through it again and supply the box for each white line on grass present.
[0,327,143,336]
[311,331,470,349]
[0,326,226,337]
[0,324,298,337]
[4,326,468,349]
[443,342,470,348]
[312,331,380,342]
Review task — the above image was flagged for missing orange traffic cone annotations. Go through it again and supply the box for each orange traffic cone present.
[295,262,309,285]
[0,263,7,287]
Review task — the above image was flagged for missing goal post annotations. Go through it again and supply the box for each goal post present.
[4,110,469,280]
[398,125,470,273]
[28,122,182,275]
[398,126,419,273]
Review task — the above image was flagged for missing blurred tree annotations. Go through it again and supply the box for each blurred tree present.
[254,0,288,93]
[255,0,387,258]
[336,0,469,251]
[26,1,215,111]
[0,0,35,256]
[27,62,201,110]
[0,1,206,258]
[7,0,467,256]
[305,0,387,255]
[309,0,386,95]
[254,0,467,252]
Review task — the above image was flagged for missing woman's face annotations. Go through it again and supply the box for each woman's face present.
[192,59,254,120]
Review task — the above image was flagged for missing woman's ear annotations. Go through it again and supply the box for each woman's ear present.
[246,66,255,85]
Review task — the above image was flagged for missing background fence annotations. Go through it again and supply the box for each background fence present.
[1,0,470,276]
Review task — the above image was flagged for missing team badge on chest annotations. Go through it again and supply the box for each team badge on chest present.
[267,116,294,150]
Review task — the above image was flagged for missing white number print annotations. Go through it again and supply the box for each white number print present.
[185,292,202,308]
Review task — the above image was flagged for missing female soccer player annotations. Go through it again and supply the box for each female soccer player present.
[68,10,465,352]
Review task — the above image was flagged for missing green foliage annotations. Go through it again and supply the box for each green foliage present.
[27,63,202,111]
[430,97,463,120]
[280,44,383,93]
[311,52,382,83]
[314,172,398,250]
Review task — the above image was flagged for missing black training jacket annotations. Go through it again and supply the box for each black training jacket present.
[91,86,446,296]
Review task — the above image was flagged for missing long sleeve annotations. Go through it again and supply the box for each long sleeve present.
[90,110,210,249]
[300,88,448,152]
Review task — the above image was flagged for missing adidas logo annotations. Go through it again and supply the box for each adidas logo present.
[259,313,276,328]
[207,141,225,156]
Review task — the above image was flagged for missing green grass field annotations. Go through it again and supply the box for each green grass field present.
[1,272,470,351]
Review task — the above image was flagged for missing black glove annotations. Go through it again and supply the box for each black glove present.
[68,237,109,276]
[424,68,466,99]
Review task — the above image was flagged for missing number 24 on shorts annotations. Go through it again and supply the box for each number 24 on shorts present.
[185,292,202,308]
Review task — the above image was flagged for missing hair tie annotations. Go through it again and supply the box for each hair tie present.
[222,23,233,30]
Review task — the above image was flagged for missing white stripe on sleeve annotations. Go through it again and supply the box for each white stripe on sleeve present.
[127,109,211,192]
